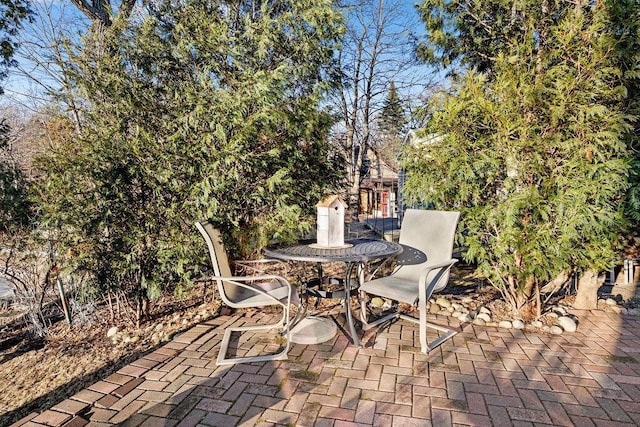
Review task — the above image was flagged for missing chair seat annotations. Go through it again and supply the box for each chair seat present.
[359,275,419,305]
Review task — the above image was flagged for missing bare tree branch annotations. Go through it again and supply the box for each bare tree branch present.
[331,0,435,211]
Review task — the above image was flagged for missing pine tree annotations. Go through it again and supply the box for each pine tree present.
[379,82,406,139]
[377,82,406,165]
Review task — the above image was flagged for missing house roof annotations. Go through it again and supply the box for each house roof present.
[361,178,398,189]
[369,146,399,174]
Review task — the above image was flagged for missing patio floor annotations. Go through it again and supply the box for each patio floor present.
[12,308,640,427]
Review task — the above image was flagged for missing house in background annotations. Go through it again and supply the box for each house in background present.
[348,130,439,240]
[359,147,399,218]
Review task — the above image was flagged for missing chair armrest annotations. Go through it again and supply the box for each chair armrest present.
[363,256,399,282]
[417,259,458,297]
[233,259,290,275]
[213,274,295,307]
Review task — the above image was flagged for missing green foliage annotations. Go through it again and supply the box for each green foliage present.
[34,0,344,309]
[0,0,31,88]
[378,82,406,139]
[0,0,33,230]
[0,120,32,232]
[627,159,640,221]
[605,1,640,224]
[407,1,638,311]
[376,81,407,166]
[0,160,31,232]
[417,0,531,73]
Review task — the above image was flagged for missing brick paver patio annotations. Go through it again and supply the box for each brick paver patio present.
[10,308,640,426]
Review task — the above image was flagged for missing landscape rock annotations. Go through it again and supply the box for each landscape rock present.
[451,303,464,311]
[106,326,119,338]
[477,312,491,323]
[512,320,525,330]
[151,333,161,344]
[550,325,563,335]
[553,308,567,316]
[557,316,577,332]
[605,298,618,306]
[370,297,385,308]
[498,320,513,329]
[479,307,491,315]
[473,318,486,326]
[458,313,473,322]
[436,297,452,308]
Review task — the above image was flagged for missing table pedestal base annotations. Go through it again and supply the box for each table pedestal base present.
[290,316,337,345]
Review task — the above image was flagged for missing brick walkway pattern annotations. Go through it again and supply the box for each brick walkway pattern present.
[10,309,640,426]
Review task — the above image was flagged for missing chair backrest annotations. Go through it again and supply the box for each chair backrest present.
[195,221,247,305]
[393,209,460,293]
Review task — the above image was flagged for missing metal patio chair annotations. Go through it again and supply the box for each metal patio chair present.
[195,221,300,365]
[359,209,460,353]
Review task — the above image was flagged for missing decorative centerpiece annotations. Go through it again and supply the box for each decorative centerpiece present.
[311,195,352,249]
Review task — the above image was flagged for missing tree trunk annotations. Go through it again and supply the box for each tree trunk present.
[573,269,603,310]
[135,293,142,329]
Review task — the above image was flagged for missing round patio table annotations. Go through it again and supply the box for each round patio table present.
[264,238,403,347]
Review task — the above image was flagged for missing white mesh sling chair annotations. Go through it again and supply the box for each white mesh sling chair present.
[195,221,300,365]
[359,209,460,353]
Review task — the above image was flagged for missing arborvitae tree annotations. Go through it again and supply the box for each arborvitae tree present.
[405,1,640,315]
[35,0,344,326]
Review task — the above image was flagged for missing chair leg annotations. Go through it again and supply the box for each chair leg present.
[360,293,458,353]
[418,293,457,353]
[216,324,291,365]
[288,302,307,331]
[216,305,291,366]
[423,321,457,353]
[359,290,369,327]
[398,312,458,354]
[359,290,399,331]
